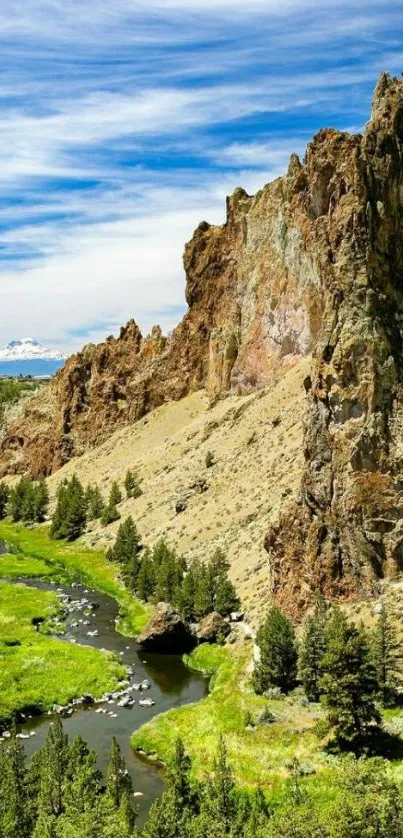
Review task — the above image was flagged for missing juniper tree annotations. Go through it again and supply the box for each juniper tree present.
[253,605,298,694]
[50,476,86,541]
[320,608,381,748]
[298,595,328,702]
[373,604,402,707]
[193,562,214,619]
[86,484,105,521]
[108,516,141,564]
[109,481,123,506]
[209,549,240,617]
[8,477,32,522]
[124,469,142,499]
[101,502,120,527]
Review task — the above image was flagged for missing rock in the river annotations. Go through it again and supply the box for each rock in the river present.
[138,603,195,653]
[195,612,231,644]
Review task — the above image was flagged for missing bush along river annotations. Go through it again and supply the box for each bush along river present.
[0,563,207,824]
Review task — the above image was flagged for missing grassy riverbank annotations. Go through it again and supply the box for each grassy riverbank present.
[133,639,403,806]
[0,579,126,724]
[132,640,326,797]
[0,521,151,635]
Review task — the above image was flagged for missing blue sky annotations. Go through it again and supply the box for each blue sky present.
[0,0,402,353]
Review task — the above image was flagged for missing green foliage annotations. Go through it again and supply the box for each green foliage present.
[101,503,121,527]
[320,608,381,748]
[7,477,49,525]
[0,520,151,637]
[0,379,37,418]
[101,483,123,526]
[124,470,143,500]
[0,720,30,838]
[0,578,125,723]
[109,482,123,506]
[298,596,328,702]
[0,482,9,519]
[51,476,86,541]
[253,605,298,694]
[0,722,136,838]
[205,450,215,468]
[372,604,402,707]
[85,485,105,521]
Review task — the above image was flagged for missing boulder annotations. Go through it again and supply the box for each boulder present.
[138,603,195,653]
[195,612,231,644]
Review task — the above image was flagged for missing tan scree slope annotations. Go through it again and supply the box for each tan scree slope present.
[47,359,309,626]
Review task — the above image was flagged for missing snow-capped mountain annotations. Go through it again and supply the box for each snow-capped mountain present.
[0,338,66,362]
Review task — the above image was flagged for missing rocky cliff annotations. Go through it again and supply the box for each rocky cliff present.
[2,72,403,613]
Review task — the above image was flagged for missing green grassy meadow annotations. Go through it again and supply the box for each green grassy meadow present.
[132,640,327,797]
[0,521,151,635]
[0,579,126,723]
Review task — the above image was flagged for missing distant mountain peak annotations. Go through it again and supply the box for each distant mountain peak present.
[0,338,66,362]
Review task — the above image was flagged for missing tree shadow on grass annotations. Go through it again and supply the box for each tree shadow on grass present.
[324,727,403,761]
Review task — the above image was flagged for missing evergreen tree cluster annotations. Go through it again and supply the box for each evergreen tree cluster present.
[0,477,49,524]
[107,524,240,620]
[2,721,403,838]
[50,471,141,541]
[0,718,135,838]
[254,599,403,749]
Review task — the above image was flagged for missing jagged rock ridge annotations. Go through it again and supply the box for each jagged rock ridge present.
[2,72,403,615]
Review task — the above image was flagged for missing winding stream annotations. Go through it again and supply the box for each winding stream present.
[0,552,208,824]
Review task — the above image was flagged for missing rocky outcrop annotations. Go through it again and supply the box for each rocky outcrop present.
[137,603,195,653]
[264,72,403,615]
[194,612,231,644]
[2,73,403,617]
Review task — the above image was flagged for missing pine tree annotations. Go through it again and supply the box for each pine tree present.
[253,605,298,694]
[176,564,197,620]
[108,516,141,564]
[21,480,36,524]
[125,470,142,500]
[205,736,235,835]
[193,562,213,619]
[86,485,105,520]
[0,721,30,838]
[101,503,121,527]
[50,476,86,541]
[0,481,9,519]
[373,604,402,707]
[37,716,69,817]
[137,548,156,601]
[105,737,133,811]
[33,479,49,523]
[320,608,381,748]
[109,482,123,506]
[209,549,240,616]
[214,578,240,617]
[298,595,328,702]
[8,477,32,522]
[167,738,197,822]
[63,735,102,815]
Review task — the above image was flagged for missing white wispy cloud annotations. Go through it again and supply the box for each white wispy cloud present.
[0,0,402,353]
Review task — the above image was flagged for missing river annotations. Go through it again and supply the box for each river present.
[0,556,208,824]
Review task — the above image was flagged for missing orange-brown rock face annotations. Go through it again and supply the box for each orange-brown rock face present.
[2,73,403,617]
[265,72,403,615]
